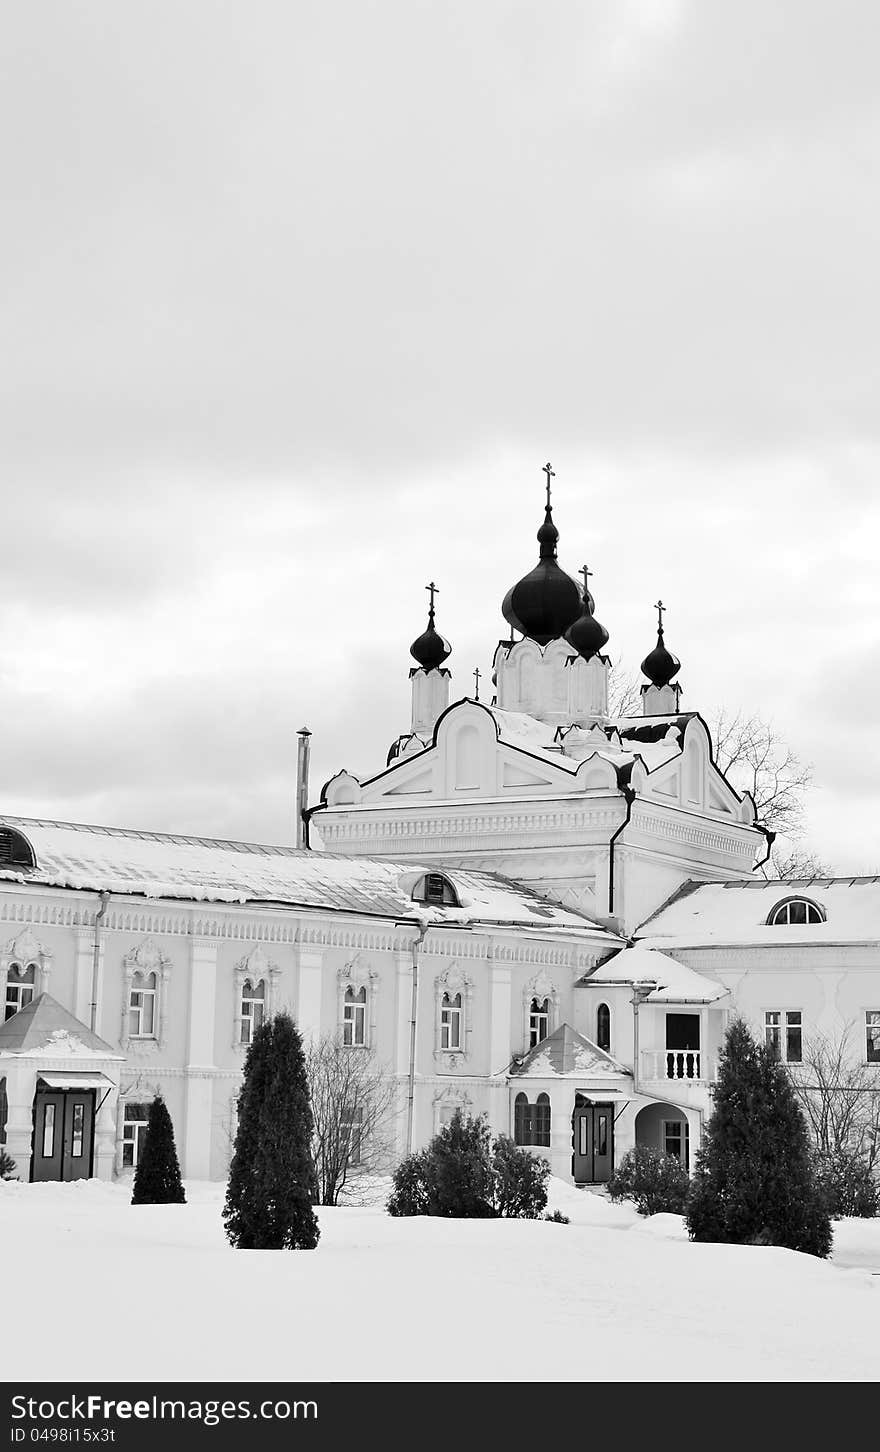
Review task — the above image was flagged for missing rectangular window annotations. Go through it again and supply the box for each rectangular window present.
[663,1119,690,1169]
[440,996,462,1051]
[765,1010,802,1063]
[42,1103,55,1159]
[71,1103,84,1158]
[341,1108,364,1166]
[343,994,366,1047]
[5,982,34,1021]
[241,992,265,1045]
[528,999,549,1049]
[129,988,156,1038]
[122,1103,150,1169]
[867,1011,880,1065]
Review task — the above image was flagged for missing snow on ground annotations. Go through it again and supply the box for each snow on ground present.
[2,1177,878,1383]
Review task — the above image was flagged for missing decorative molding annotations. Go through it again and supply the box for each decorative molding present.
[522,969,560,1050]
[1,925,53,997]
[120,937,172,1054]
[433,963,474,1062]
[337,953,379,1048]
[431,1082,473,1132]
[232,943,281,1048]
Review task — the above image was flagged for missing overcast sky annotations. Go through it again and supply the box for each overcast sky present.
[2,1,879,872]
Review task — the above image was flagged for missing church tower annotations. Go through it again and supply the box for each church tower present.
[315,465,762,933]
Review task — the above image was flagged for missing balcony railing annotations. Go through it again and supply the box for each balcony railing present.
[641,1049,706,1083]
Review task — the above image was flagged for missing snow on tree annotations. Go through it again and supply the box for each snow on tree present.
[686,1018,832,1257]
[131,1094,186,1205]
[223,1010,319,1250]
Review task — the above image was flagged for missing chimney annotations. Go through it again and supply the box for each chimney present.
[295,727,312,849]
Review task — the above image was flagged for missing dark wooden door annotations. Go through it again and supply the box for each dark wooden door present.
[572,1103,614,1184]
[31,1091,95,1182]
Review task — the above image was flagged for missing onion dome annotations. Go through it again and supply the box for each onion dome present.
[565,565,609,661]
[501,465,583,646]
[641,600,680,687]
[410,582,451,672]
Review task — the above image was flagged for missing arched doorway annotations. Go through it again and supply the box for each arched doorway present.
[634,1102,691,1171]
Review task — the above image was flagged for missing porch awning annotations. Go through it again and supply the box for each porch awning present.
[37,1072,115,1091]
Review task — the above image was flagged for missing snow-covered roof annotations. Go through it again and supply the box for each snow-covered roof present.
[581,944,728,1004]
[636,878,880,948]
[485,706,689,778]
[510,1023,630,1080]
[0,993,122,1059]
[0,814,615,938]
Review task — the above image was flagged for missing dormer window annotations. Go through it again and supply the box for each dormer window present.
[413,872,459,907]
[0,828,36,871]
[767,898,825,927]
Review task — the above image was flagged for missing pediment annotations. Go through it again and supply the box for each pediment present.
[502,762,558,789]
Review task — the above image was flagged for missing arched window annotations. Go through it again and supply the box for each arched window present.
[767,898,825,927]
[0,827,36,870]
[514,1092,551,1148]
[413,872,459,907]
[128,971,157,1038]
[343,985,367,1047]
[4,961,36,1021]
[514,1092,529,1145]
[596,1002,611,1052]
[529,997,549,1048]
[240,978,266,1045]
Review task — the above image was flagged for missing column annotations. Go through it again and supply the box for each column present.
[487,963,512,1134]
[93,1081,119,1181]
[3,1063,36,1183]
[549,1095,573,1182]
[295,947,324,1043]
[394,949,414,1156]
[183,937,217,1181]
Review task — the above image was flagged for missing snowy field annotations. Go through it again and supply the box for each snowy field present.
[3,1177,879,1382]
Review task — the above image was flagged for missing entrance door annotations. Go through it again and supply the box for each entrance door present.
[31,1090,95,1182]
[572,1101,614,1184]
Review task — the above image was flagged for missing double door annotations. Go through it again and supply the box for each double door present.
[572,1101,613,1184]
[31,1090,95,1181]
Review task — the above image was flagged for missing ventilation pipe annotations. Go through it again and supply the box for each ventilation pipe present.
[295,727,312,849]
[90,891,110,1033]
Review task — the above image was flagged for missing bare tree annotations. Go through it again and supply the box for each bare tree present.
[607,661,642,719]
[790,1028,880,1174]
[306,1036,398,1205]
[710,708,814,839]
[762,847,832,882]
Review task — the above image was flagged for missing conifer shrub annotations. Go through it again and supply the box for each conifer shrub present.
[223,1011,320,1250]
[0,1148,18,1181]
[387,1111,550,1219]
[686,1018,833,1257]
[131,1095,186,1205]
[814,1149,878,1218]
[607,1145,690,1216]
[544,1209,570,1224]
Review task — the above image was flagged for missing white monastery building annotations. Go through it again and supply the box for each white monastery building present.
[1,471,877,1187]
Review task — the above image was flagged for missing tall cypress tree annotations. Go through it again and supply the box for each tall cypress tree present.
[687,1018,832,1258]
[223,1010,320,1250]
[131,1094,186,1205]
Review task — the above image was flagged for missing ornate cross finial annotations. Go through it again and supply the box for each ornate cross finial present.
[426,581,439,617]
[473,666,481,700]
[542,461,555,507]
[655,599,666,631]
[580,564,593,592]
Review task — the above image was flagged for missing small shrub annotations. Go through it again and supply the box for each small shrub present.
[0,1149,18,1181]
[814,1149,878,1219]
[544,1209,570,1224]
[608,1146,690,1216]
[491,1135,550,1219]
[387,1112,550,1220]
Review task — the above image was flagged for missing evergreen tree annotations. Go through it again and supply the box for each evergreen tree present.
[686,1018,832,1257]
[223,1011,319,1250]
[131,1094,186,1205]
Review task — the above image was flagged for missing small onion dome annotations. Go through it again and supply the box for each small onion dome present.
[410,603,451,672]
[641,609,680,688]
[565,598,609,661]
[501,503,583,646]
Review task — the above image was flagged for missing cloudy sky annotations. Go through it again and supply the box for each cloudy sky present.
[2,1,879,871]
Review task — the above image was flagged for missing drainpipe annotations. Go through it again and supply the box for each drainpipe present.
[295,727,312,850]
[90,891,110,1033]
[404,921,429,1156]
[608,786,635,918]
[754,823,776,875]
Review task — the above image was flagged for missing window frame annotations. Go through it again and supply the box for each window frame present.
[662,1118,690,1169]
[528,996,549,1049]
[4,960,37,1021]
[865,1010,880,1066]
[121,1102,151,1170]
[240,977,266,1046]
[596,1002,611,1053]
[764,1008,803,1064]
[514,1091,551,1149]
[413,872,459,907]
[128,970,158,1039]
[440,991,463,1051]
[342,985,367,1048]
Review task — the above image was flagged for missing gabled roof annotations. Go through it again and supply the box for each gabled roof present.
[0,815,615,939]
[510,1023,630,1079]
[636,877,880,948]
[0,993,121,1059]
[581,944,728,1004]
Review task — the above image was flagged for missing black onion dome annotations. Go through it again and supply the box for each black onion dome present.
[501,503,583,647]
[641,626,680,688]
[410,602,451,671]
[566,598,609,661]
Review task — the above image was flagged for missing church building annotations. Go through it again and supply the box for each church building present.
[0,469,875,1189]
